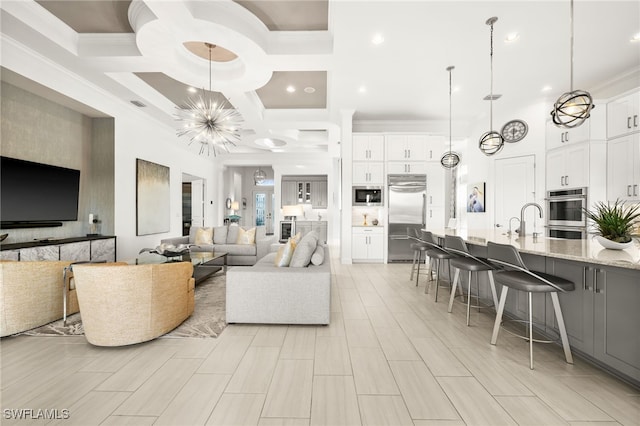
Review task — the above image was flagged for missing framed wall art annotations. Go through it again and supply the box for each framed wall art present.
[467,182,486,213]
[136,158,170,235]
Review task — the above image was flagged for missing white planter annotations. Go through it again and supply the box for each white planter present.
[594,235,633,250]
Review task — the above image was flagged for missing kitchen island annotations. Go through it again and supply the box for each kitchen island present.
[425,228,640,387]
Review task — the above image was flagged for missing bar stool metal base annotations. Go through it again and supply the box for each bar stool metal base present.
[447,269,499,326]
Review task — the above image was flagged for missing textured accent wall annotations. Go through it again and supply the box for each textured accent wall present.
[0,82,114,243]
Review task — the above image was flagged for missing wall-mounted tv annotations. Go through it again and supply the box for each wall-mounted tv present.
[1,156,80,227]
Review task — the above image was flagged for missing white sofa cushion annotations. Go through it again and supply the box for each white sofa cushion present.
[213,226,228,244]
[290,231,319,267]
[311,244,325,266]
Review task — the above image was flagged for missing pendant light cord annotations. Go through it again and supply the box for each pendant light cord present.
[449,67,452,155]
[489,20,494,132]
[209,45,212,92]
[569,0,574,91]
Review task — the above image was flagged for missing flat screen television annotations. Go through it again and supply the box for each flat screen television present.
[1,156,80,227]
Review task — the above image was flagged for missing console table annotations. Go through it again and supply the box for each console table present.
[0,236,116,262]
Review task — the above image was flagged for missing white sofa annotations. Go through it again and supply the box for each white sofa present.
[226,243,331,325]
[161,224,276,266]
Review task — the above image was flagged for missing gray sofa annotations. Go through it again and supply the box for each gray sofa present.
[226,238,331,325]
[161,225,275,266]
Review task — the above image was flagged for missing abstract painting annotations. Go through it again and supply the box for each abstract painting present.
[467,182,486,213]
[136,158,170,235]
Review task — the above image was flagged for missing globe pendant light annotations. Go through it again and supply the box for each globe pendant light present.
[175,43,243,156]
[550,0,595,128]
[479,17,504,156]
[441,65,461,169]
[253,168,267,184]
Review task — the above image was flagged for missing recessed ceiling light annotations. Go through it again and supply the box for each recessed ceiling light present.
[542,85,552,92]
[304,87,316,94]
[453,86,461,93]
[187,87,197,93]
[505,32,520,43]
[295,165,305,169]
[631,32,640,42]
[358,85,367,94]
[286,85,296,93]
[371,33,385,45]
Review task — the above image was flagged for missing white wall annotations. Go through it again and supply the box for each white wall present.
[458,100,549,230]
[2,39,219,260]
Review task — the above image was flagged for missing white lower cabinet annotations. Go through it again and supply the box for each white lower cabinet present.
[352,227,384,262]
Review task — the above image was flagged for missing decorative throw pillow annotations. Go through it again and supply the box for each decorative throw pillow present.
[236,227,256,245]
[194,227,213,245]
[226,224,239,244]
[213,226,227,244]
[289,231,319,267]
[274,239,297,267]
[311,244,325,266]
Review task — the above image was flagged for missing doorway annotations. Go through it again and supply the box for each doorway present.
[253,189,275,235]
[494,155,536,231]
[182,174,205,235]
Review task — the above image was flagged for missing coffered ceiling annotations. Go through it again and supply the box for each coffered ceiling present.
[2,1,639,157]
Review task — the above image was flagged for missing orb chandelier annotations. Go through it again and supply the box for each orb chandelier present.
[479,17,504,156]
[550,0,594,128]
[254,168,267,184]
[175,42,243,156]
[441,65,461,169]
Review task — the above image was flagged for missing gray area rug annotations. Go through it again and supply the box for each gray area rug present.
[20,274,226,338]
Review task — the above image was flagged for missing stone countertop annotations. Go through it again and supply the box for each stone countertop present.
[425,228,640,271]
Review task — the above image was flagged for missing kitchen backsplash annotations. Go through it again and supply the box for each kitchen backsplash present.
[352,207,384,226]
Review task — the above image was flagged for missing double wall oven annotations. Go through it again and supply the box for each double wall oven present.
[545,187,588,239]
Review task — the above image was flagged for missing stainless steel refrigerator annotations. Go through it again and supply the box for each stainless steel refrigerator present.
[387,174,427,262]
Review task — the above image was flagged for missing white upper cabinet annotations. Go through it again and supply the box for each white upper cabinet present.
[607,91,640,139]
[546,142,590,190]
[353,134,384,161]
[546,107,606,151]
[353,162,384,185]
[607,134,640,202]
[386,135,428,161]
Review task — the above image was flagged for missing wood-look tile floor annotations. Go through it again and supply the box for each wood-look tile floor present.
[2,256,639,426]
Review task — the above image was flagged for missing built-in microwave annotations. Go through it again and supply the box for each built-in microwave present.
[353,186,383,206]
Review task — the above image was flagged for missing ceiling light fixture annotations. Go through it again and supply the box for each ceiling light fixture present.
[505,32,520,42]
[551,0,595,128]
[286,85,296,93]
[254,168,267,184]
[542,85,553,92]
[358,86,367,93]
[175,43,243,156]
[631,32,640,42]
[441,66,461,169]
[371,33,385,45]
[479,17,504,156]
[304,87,316,93]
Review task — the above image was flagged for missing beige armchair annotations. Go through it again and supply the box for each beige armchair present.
[1,260,78,337]
[72,262,195,346]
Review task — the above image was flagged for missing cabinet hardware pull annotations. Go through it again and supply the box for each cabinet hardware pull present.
[594,269,605,294]
[408,149,411,158]
[582,266,587,291]
[561,133,565,143]
[628,116,632,129]
[430,196,432,204]
[565,132,569,142]
[628,185,632,196]
[561,176,565,186]
[634,184,638,197]
[635,114,638,127]
[565,175,568,186]
[429,150,432,159]
[430,210,432,218]
[407,164,410,173]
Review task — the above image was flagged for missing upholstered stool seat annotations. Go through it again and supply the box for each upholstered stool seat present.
[445,235,498,326]
[488,241,574,369]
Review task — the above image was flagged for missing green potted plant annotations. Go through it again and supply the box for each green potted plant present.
[584,199,640,250]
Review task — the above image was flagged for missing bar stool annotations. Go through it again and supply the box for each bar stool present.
[487,242,574,369]
[421,231,456,302]
[408,228,429,286]
[445,235,499,326]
